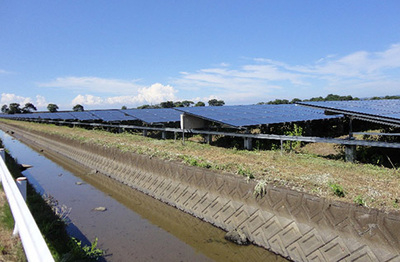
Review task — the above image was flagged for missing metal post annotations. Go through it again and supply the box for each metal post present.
[0,148,5,161]
[244,137,253,150]
[205,134,212,144]
[16,177,27,202]
[0,149,4,182]
[280,139,283,155]
[182,130,185,144]
[174,132,177,142]
[13,176,27,236]
[143,130,148,137]
[349,116,353,139]
[345,145,356,162]
[162,131,166,140]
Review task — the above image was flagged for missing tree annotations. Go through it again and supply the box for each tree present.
[181,100,194,107]
[173,101,184,107]
[267,99,289,105]
[208,99,225,106]
[121,105,127,110]
[22,102,37,113]
[160,101,174,108]
[290,98,302,104]
[195,101,205,107]
[1,104,8,113]
[73,104,84,112]
[8,103,22,114]
[47,103,59,113]
[137,104,151,109]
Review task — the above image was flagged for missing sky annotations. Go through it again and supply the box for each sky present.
[1,1,400,111]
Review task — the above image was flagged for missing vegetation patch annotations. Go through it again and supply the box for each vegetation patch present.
[328,182,346,198]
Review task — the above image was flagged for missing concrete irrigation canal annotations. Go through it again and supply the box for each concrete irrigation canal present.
[0,127,287,261]
[1,121,400,262]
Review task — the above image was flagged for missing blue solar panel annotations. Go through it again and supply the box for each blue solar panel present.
[299,100,400,122]
[68,111,100,121]
[123,108,181,124]
[88,110,137,122]
[176,104,341,128]
[55,112,76,120]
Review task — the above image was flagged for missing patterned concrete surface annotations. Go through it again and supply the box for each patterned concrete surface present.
[1,122,400,262]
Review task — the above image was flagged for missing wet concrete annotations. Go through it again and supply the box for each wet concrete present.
[0,130,286,262]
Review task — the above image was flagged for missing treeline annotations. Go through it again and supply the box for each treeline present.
[258,94,358,105]
[258,94,400,105]
[1,103,85,114]
[135,99,225,109]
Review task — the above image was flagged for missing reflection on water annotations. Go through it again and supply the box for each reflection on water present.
[0,130,287,262]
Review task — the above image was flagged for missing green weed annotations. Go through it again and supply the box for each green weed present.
[62,237,104,261]
[284,124,304,151]
[393,199,399,209]
[0,196,14,230]
[237,165,254,180]
[328,182,346,197]
[182,155,212,169]
[354,195,366,206]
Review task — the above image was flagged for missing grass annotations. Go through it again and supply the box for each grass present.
[0,184,27,262]
[1,119,400,212]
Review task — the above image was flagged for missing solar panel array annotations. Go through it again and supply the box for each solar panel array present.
[0,108,179,124]
[89,110,136,122]
[0,104,345,127]
[176,104,341,128]
[122,108,181,124]
[298,99,400,124]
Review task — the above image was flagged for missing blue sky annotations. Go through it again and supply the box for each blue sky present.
[1,1,400,110]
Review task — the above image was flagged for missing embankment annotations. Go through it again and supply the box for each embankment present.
[1,121,399,262]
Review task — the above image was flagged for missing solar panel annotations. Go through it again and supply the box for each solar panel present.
[176,104,342,128]
[123,108,181,124]
[55,112,76,120]
[88,110,137,122]
[298,100,400,124]
[68,111,100,121]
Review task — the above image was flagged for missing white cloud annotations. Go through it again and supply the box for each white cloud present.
[71,83,178,108]
[38,76,143,95]
[1,93,32,105]
[72,94,103,106]
[0,93,50,110]
[35,95,47,108]
[173,43,400,102]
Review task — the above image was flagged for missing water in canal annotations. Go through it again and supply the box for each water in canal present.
[0,130,288,262]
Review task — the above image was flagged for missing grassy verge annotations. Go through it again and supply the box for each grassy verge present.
[0,183,27,262]
[0,141,104,261]
[1,119,400,212]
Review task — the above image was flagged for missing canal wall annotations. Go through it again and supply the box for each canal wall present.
[1,122,400,262]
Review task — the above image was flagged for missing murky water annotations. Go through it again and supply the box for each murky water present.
[0,130,288,262]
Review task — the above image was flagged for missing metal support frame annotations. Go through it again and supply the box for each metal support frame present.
[205,134,212,144]
[3,119,400,150]
[345,145,356,163]
[244,137,252,150]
